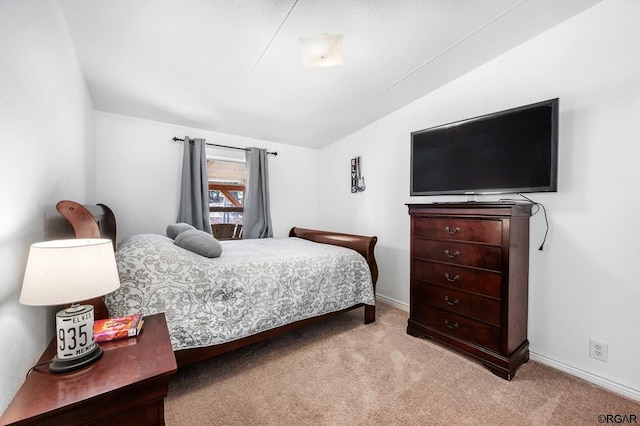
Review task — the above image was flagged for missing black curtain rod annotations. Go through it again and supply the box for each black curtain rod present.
[172,137,277,156]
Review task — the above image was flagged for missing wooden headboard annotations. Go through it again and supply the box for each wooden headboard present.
[45,200,117,250]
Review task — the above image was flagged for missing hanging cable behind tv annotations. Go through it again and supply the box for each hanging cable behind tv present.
[499,193,549,251]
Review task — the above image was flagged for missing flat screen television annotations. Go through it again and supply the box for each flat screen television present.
[410,98,558,196]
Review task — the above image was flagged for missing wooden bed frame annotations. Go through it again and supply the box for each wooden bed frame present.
[48,200,378,368]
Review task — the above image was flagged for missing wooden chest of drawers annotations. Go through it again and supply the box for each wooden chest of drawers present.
[407,202,532,380]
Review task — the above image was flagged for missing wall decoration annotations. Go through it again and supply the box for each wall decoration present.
[351,156,366,193]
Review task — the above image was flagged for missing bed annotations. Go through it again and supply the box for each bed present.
[48,201,378,368]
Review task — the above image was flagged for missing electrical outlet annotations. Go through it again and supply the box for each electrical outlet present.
[589,339,608,362]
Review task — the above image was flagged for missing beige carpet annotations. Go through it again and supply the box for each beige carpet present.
[165,303,639,425]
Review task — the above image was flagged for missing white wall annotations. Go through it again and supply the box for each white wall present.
[2,0,637,414]
[0,0,95,413]
[318,0,640,399]
[95,112,319,241]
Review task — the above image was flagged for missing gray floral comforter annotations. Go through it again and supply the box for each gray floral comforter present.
[106,234,375,351]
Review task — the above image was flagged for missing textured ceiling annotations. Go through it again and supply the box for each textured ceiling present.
[60,0,601,149]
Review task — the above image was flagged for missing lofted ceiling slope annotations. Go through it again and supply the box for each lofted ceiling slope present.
[60,0,602,149]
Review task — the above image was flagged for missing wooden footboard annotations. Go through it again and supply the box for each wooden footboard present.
[289,227,378,287]
[289,226,378,324]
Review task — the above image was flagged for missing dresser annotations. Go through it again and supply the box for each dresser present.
[406,202,532,380]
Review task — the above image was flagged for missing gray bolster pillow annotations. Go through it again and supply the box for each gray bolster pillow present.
[174,229,223,258]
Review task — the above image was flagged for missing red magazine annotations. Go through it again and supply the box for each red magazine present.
[94,313,144,343]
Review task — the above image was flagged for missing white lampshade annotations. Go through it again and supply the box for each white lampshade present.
[298,34,343,68]
[20,239,121,306]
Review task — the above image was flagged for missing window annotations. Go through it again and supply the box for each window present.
[207,159,245,225]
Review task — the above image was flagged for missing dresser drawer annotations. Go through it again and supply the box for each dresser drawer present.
[414,239,502,270]
[413,282,500,326]
[413,260,501,298]
[413,217,502,244]
[413,305,500,352]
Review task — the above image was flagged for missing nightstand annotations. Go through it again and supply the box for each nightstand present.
[0,313,177,425]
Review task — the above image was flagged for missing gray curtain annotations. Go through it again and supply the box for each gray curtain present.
[177,137,212,234]
[243,147,272,239]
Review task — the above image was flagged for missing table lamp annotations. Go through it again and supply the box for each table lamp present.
[19,238,121,373]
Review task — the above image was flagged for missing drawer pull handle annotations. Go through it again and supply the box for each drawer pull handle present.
[444,250,460,258]
[444,296,459,306]
[445,226,460,235]
[445,273,460,282]
[444,319,459,329]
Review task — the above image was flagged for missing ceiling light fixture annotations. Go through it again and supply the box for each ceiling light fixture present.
[298,34,343,68]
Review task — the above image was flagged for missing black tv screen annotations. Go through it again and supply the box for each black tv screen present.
[410,98,558,196]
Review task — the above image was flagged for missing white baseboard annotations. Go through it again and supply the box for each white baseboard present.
[530,351,640,402]
[375,293,639,401]
[376,293,409,312]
